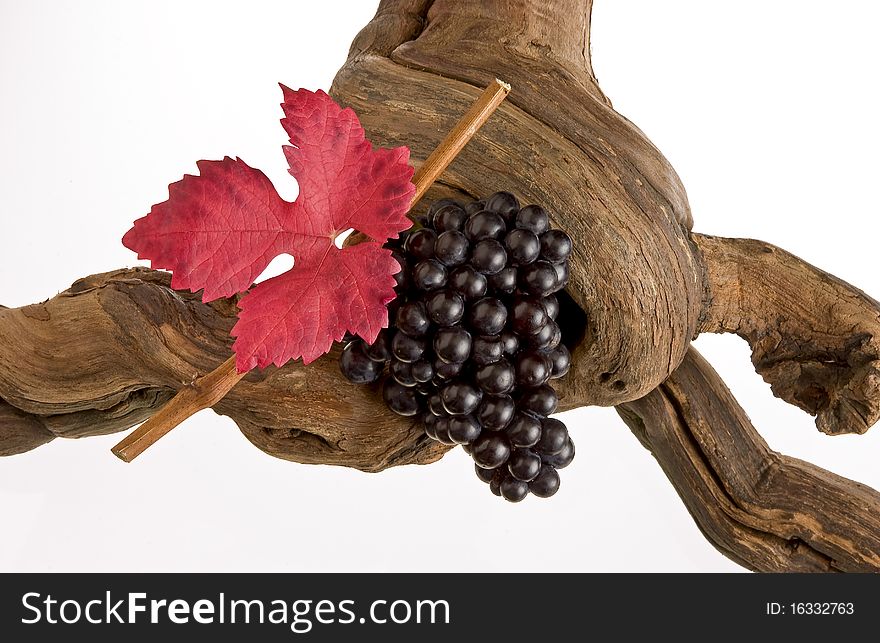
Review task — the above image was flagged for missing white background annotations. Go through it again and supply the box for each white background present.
[1,1,878,572]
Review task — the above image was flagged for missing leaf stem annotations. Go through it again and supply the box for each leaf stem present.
[110,79,510,462]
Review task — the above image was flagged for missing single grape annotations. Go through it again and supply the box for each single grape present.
[470,239,507,275]
[511,297,548,335]
[391,330,426,362]
[541,294,559,320]
[448,265,488,300]
[433,358,464,380]
[433,204,468,232]
[468,297,508,335]
[472,432,511,469]
[536,417,568,455]
[440,380,482,416]
[529,465,561,497]
[527,319,561,351]
[427,198,460,218]
[390,359,417,387]
[543,438,575,469]
[547,344,571,378]
[405,228,437,261]
[485,191,520,219]
[427,393,446,416]
[505,412,542,448]
[508,449,542,482]
[434,417,456,445]
[464,199,486,216]
[500,331,520,356]
[504,228,540,266]
[433,327,472,364]
[464,211,507,241]
[390,250,409,290]
[472,335,503,366]
[365,328,392,362]
[519,384,559,416]
[475,463,496,483]
[475,359,515,395]
[396,301,431,337]
[448,415,481,444]
[477,394,515,431]
[489,472,504,496]
[339,340,383,384]
[540,229,573,264]
[519,260,558,297]
[412,259,448,291]
[434,230,469,267]
[515,350,553,387]
[426,289,465,327]
[383,379,421,416]
[500,476,529,502]
[515,204,550,234]
[411,358,434,383]
[552,261,569,292]
[422,412,439,440]
[487,267,516,294]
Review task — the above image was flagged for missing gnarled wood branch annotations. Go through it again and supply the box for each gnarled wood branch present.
[2,0,879,571]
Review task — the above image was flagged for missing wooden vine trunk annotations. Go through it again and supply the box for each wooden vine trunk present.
[2,0,879,571]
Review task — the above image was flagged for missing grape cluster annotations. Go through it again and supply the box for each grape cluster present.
[340,192,575,502]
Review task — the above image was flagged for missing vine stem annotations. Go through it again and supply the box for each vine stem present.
[111,78,510,463]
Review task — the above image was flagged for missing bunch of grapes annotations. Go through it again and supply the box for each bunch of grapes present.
[340,192,575,502]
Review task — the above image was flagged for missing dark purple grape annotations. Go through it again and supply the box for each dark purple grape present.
[505,412,542,448]
[412,259,447,290]
[475,463,496,483]
[390,359,417,387]
[468,297,507,335]
[504,228,540,266]
[383,379,421,416]
[423,412,439,440]
[515,350,553,387]
[529,465,561,497]
[462,443,473,455]
[470,239,507,275]
[485,191,520,219]
[515,205,550,234]
[552,261,569,292]
[426,289,465,327]
[478,394,515,431]
[508,449,542,482]
[475,359,515,395]
[396,301,430,337]
[536,417,568,455]
[365,329,392,362]
[433,358,464,380]
[500,331,520,356]
[527,319,560,351]
[548,344,571,378]
[464,211,507,241]
[440,380,482,416]
[543,438,575,469]
[519,260,558,297]
[391,331,425,363]
[390,250,409,289]
[472,335,503,366]
[434,417,456,445]
[434,230,469,267]
[404,228,436,261]
[464,199,486,216]
[340,340,383,384]
[511,297,548,335]
[432,204,468,232]
[427,393,446,416]
[433,327,472,364]
[500,476,529,502]
[519,384,559,416]
[427,198,459,216]
[472,432,511,469]
[448,265,488,300]
[540,229,572,264]
[541,294,559,320]
[488,267,516,294]
[411,358,434,383]
[448,415,481,444]
[489,472,504,496]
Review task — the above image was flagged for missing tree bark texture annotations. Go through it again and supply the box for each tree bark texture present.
[2,0,879,572]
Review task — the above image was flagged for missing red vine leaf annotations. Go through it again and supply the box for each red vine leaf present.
[122,87,414,371]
